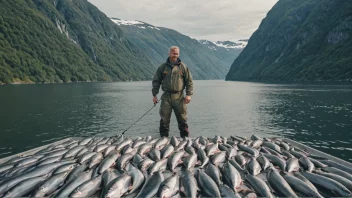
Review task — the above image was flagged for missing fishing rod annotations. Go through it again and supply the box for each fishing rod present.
[121,99,160,135]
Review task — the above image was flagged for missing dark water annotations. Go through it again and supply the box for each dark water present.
[0,80,352,162]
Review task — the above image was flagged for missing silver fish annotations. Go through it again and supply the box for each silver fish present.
[32,171,69,197]
[160,144,174,159]
[103,174,132,198]
[220,185,241,198]
[3,176,48,198]
[135,171,164,198]
[283,174,323,198]
[211,151,226,165]
[267,168,298,198]
[302,171,352,197]
[197,148,209,168]
[126,163,145,193]
[286,158,300,172]
[221,161,242,191]
[180,169,198,198]
[54,169,93,198]
[196,170,221,197]
[70,175,102,197]
[205,163,221,186]
[245,173,274,198]
[247,158,262,175]
[168,150,185,172]
[158,173,180,198]
[97,153,119,174]
[299,157,315,172]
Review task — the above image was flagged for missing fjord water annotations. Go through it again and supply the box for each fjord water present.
[0,80,351,162]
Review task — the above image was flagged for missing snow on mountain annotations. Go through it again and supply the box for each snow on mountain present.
[199,39,248,50]
[111,18,160,30]
[111,18,247,50]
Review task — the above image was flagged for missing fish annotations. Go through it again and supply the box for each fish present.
[238,144,259,157]
[135,171,164,198]
[53,163,77,175]
[261,153,286,171]
[158,173,180,198]
[283,174,323,198]
[301,171,352,197]
[97,153,119,174]
[139,157,155,172]
[244,173,274,198]
[314,170,352,192]
[267,168,298,198]
[322,167,352,182]
[85,153,102,169]
[116,153,134,171]
[70,175,102,197]
[168,150,185,172]
[0,161,73,195]
[205,163,221,186]
[221,161,242,191]
[197,148,209,168]
[32,171,69,197]
[184,153,198,170]
[148,148,161,161]
[77,152,96,165]
[53,169,93,198]
[196,169,221,197]
[102,174,132,198]
[299,157,315,172]
[148,158,168,174]
[220,185,241,198]
[286,158,300,172]
[126,163,145,193]
[160,145,174,159]
[263,142,281,153]
[180,169,198,198]
[170,136,179,147]
[206,143,219,156]
[257,155,270,170]
[247,157,262,175]
[3,176,48,198]
[211,151,226,165]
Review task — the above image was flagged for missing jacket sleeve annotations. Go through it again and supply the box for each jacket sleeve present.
[184,66,193,96]
[152,66,163,96]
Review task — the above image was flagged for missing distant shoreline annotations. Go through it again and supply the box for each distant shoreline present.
[1,79,352,86]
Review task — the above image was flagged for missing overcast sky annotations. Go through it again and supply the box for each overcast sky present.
[87,0,278,41]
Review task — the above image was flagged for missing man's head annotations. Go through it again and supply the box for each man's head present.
[168,46,180,62]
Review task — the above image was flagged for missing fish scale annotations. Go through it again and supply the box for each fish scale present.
[1,135,352,198]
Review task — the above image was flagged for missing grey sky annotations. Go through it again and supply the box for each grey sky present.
[87,0,278,41]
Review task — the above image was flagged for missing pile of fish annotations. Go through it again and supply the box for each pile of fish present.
[1,135,352,197]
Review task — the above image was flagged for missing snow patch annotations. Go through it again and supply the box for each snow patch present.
[111,18,144,25]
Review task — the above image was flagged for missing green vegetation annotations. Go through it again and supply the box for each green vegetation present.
[0,0,155,84]
[115,21,242,80]
[226,0,352,82]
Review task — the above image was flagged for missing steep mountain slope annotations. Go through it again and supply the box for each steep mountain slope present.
[226,0,352,82]
[112,18,244,79]
[0,0,155,84]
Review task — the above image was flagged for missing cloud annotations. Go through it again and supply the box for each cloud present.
[87,0,278,41]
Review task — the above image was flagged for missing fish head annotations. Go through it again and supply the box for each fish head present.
[159,186,172,198]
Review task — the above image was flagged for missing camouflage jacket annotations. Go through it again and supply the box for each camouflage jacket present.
[152,58,193,96]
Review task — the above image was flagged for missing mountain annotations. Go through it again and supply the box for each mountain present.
[226,0,352,82]
[0,0,155,84]
[112,18,244,80]
[197,39,246,68]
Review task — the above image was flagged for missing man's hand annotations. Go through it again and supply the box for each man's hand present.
[184,95,191,104]
[153,96,158,105]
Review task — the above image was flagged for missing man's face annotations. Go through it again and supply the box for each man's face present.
[169,49,179,62]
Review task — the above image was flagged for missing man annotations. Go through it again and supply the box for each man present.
[152,46,194,137]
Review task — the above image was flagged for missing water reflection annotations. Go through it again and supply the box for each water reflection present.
[0,81,351,162]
